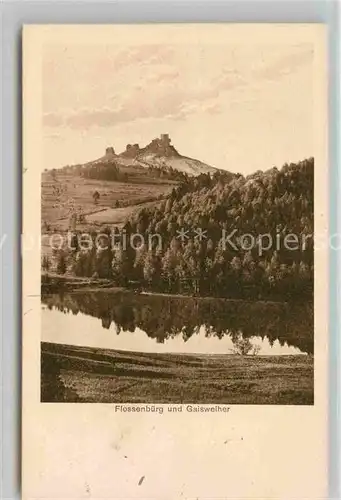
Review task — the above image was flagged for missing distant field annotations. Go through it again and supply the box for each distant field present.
[41,342,314,404]
[85,200,160,225]
[41,171,175,229]
[41,198,160,260]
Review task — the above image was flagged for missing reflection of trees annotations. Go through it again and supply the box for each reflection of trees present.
[101,316,112,330]
[41,292,313,354]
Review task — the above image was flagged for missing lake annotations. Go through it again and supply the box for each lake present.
[41,291,313,356]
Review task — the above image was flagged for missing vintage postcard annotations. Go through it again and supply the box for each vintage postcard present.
[23,24,328,498]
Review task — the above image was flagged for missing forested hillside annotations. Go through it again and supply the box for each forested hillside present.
[80,160,191,183]
[45,158,314,301]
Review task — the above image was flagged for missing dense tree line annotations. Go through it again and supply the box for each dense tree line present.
[146,164,190,182]
[48,158,314,301]
[80,160,193,183]
[81,162,129,182]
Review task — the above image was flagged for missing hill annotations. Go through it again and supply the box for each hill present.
[130,134,218,176]
[42,134,227,231]
[44,157,314,301]
[56,134,219,181]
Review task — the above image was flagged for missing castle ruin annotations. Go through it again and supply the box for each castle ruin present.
[106,134,176,159]
[105,146,115,156]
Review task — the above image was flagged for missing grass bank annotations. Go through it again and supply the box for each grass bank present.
[41,342,313,405]
[41,273,121,293]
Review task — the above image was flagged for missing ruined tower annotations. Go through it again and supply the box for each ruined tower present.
[105,146,115,156]
[160,134,171,146]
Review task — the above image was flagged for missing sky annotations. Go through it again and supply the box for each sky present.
[43,41,313,175]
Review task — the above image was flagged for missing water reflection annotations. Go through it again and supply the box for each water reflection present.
[41,291,313,355]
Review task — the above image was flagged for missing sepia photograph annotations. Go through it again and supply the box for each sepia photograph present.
[22,24,329,499]
[39,29,315,406]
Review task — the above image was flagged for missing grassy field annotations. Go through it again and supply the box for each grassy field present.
[41,171,175,230]
[85,200,160,225]
[41,342,314,405]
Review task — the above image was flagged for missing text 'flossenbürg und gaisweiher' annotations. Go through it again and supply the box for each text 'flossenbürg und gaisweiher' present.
[114,405,231,414]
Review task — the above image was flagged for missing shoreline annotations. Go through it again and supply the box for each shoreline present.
[41,273,313,304]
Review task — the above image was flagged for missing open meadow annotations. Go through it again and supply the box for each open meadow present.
[41,170,175,231]
[41,342,314,405]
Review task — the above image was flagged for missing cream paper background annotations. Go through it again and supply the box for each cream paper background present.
[22,24,328,499]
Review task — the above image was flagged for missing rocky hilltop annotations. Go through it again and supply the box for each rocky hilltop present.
[120,134,179,158]
[86,134,218,176]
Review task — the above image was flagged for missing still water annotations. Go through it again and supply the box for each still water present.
[41,291,313,356]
